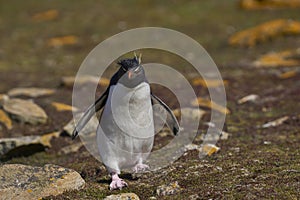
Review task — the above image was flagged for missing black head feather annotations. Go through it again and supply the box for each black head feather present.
[117,57,139,71]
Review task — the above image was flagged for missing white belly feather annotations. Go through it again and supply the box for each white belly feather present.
[96,82,154,173]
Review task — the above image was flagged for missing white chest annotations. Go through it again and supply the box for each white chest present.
[102,82,154,138]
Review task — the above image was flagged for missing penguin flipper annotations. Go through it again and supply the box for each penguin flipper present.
[72,89,109,140]
[151,93,180,135]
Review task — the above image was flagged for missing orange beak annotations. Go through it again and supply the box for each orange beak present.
[128,70,133,79]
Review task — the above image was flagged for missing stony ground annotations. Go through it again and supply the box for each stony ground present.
[0,0,300,199]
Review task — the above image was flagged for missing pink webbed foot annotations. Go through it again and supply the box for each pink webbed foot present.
[133,163,150,173]
[109,173,128,190]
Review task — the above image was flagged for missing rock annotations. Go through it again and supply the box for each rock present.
[63,114,98,137]
[254,49,300,68]
[7,87,55,98]
[0,109,12,130]
[263,141,271,145]
[0,94,9,107]
[240,0,300,10]
[229,19,300,47]
[47,35,79,47]
[184,144,200,152]
[189,194,200,200]
[195,125,229,141]
[51,102,78,112]
[220,131,230,140]
[184,143,222,157]
[261,116,289,128]
[104,193,140,200]
[192,78,228,88]
[191,97,230,115]
[0,132,60,158]
[32,9,59,22]
[173,107,206,121]
[61,75,110,87]
[0,164,85,199]
[196,133,220,142]
[3,98,47,125]
[58,142,83,155]
[199,144,220,156]
[278,70,298,79]
[238,94,259,104]
[156,181,181,196]
[157,129,171,137]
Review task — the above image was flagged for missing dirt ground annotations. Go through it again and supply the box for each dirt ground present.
[0,0,300,199]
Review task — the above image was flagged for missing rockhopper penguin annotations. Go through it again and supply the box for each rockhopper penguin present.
[72,54,179,190]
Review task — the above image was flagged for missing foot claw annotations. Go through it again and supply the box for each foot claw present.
[109,178,128,190]
[133,163,150,173]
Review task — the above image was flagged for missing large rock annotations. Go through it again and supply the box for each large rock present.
[184,143,220,156]
[240,0,300,10]
[3,98,47,125]
[0,164,85,200]
[0,94,9,107]
[0,132,60,158]
[61,75,110,87]
[58,142,83,155]
[63,114,98,137]
[51,102,78,112]
[104,193,140,200]
[229,19,300,47]
[0,109,12,130]
[7,87,56,98]
[173,107,206,122]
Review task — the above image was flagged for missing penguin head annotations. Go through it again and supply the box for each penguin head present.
[117,54,146,88]
[118,53,143,78]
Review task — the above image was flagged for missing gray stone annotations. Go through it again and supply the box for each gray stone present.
[0,164,85,200]
[61,75,96,87]
[199,144,220,157]
[184,144,200,152]
[58,142,83,155]
[262,116,289,128]
[63,114,98,137]
[157,130,171,137]
[7,87,56,98]
[237,94,259,104]
[220,131,230,140]
[156,181,181,196]
[104,193,140,200]
[0,109,12,130]
[3,98,48,125]
[0,132,60,158]
[0,94,9,107]
[173,108,206,122]
[61,75,109,87]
